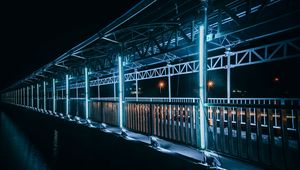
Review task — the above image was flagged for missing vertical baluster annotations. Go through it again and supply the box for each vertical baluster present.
[297,104,300,154]
[237,107,242,157]
[228,107,233,154]
[267,108,274,166]
[161,104,164,137]
[180,106,184,143]
[190,105,194,145]
[213,107,218,150]
[281,108,288,169]
[172,105,176,140]
[142,104,146,133]
[185,106,189,144]
[164,104,168,139]
[156,105,160,136]
[176,105,180,142]
[246,108,251,159]
[220,107,225,152]
[127,104,131,129]
[256,108,262,162]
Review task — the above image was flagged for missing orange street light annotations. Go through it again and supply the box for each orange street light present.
[159,81,165,93]
[208,80,214,89]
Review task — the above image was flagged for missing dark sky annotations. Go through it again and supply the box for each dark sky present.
[0,0,140,91]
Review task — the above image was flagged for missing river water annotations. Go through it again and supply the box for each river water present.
[0,110,203,170]
[0,112,51,170]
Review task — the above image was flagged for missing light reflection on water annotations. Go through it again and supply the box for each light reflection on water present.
[0,112,50,170]
[53,129,59,162]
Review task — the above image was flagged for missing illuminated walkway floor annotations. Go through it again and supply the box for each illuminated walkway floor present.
[2,104,264,170]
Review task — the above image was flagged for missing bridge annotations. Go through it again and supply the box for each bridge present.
[1,0,300,169]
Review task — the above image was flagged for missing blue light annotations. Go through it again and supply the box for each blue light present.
[118,55,123,128]
[31,85,34,107]
[66,74,69,115]
[53,79,56,112]
[85,67,89,119]
[199,25,205,149]
[43,81,46,109]
[37,84,39,108]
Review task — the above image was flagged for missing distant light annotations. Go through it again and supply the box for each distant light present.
[207,80,214,88]
[159,81,164,88]
[274,77,280,82]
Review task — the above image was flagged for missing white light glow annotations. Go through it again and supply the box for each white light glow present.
[31,85,34,107]
[43,82,46,109]
[53,79,56,112]
[37,84,39,108]
[66,75,69,115]
[118,55,123,128]
[85,67,89,119]
[199,25,205,149]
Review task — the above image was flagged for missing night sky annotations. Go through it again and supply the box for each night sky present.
[0,0,299,98]
[0,0,139,91]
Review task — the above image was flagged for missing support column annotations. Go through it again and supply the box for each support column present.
[76,80,79,116]
[66,75,70,115]
[14,90,16,104]
[43,81,46,110]
[198,2,208,149]
[85,67,90,119]
[168,64,171,102]
[114,73,116,101]
[27,87,29,106]
[23,88,25,106]
[135,69,138,101]
[225,48,231,104]
[19,89,22,105]
[167,64,172,138]
[53,79,56,112]
[118,54,125,128]
[21,89,23,105]
[16,89,19,104]
[31,85,34,107]
[37,84,39,108]
[97,77,100,99]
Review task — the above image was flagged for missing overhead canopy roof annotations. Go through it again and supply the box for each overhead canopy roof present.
[4,0,300,91]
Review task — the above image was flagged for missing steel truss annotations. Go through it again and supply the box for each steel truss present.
[3,0,299,92]
[53,37,300,90]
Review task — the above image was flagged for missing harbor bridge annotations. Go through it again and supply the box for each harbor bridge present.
[1,0,300,169]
